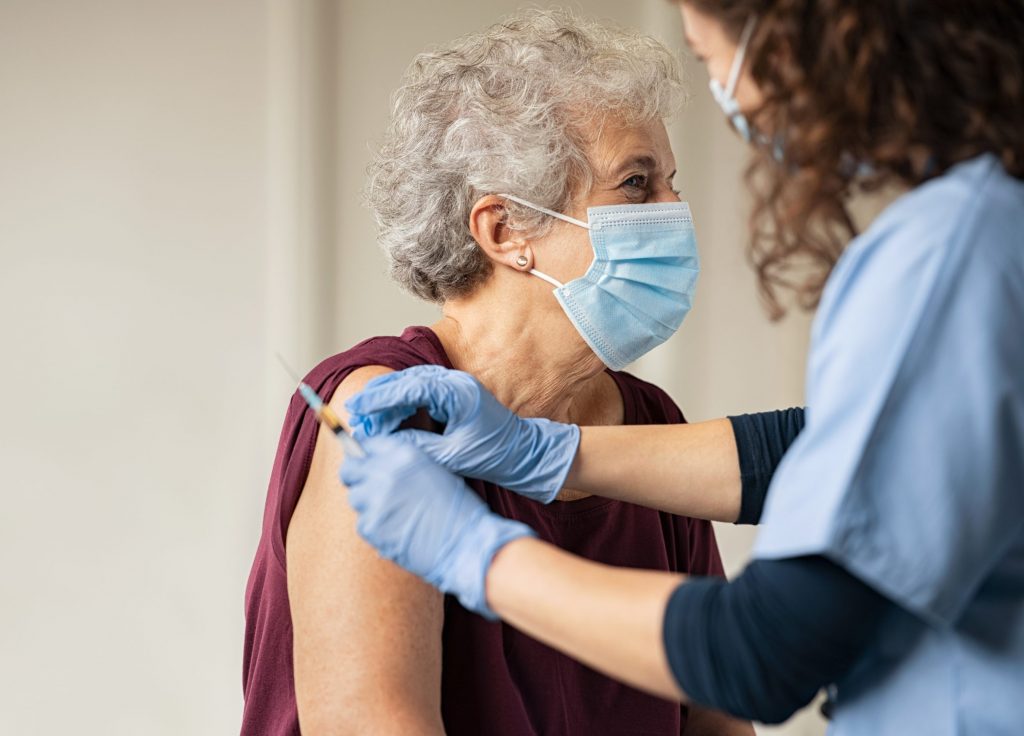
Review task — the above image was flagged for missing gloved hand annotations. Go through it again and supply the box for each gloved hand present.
[345,365,580,503]
[340,434,535,619]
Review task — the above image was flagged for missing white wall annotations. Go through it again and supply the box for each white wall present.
[1,1,270,732]
[0,1,822,734]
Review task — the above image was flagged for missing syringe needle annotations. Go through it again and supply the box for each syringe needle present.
[274,352,303,385]
[273,350,366,458]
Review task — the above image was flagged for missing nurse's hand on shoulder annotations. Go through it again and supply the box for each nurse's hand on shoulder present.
[345,365,580,503]
[340,434,535,619]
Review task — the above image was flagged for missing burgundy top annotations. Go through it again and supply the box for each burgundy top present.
[242,326,725,735]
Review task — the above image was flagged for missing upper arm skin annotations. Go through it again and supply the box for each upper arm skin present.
[286,366,446,736]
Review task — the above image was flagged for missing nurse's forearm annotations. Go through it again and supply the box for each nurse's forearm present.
[565,419,743,522]
[486,539,892,727]
[486,536,689,702]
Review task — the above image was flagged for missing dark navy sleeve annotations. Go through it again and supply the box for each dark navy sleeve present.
[727,408,805,525]
[662,556,892,724]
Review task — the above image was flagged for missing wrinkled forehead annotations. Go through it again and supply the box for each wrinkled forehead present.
[576,116,677,184]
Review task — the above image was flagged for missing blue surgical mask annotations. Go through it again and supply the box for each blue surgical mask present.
[500,194,700,371]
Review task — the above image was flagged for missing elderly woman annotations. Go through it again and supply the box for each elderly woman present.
[242,10,752,736]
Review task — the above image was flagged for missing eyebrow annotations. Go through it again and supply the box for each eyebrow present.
[606,156,678,187]
[609,155,660,179]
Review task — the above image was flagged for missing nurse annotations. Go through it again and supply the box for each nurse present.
[340,0,1024,731]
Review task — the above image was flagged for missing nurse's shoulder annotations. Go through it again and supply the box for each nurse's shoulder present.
[814,154,1022,338]
[933,153,1024,265]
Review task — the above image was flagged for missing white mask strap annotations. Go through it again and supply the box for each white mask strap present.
[498,193,590,230]
[528,268,565,289]
[725,16,758,98]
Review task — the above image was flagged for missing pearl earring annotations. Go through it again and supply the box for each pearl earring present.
[516,255,529,267]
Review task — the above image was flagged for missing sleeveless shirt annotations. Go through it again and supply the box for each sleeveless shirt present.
[242,326,725,735]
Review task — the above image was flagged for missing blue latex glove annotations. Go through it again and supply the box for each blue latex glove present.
[340,434,535,619]
[345,365,580,503]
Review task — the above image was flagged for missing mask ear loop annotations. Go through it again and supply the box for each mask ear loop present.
[528,269,565,288]
[498,193,590,230]
[725,16,758,99]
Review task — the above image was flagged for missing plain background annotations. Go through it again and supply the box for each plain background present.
[0,1,825,733]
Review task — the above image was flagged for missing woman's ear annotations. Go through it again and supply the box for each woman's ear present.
[469,195,533,272]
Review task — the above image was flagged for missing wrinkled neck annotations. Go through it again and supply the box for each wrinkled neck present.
[432,281,605,422]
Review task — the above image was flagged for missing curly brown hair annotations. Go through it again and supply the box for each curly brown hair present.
[679,0,1024,318]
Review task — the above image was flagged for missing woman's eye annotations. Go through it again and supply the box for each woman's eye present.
[622,174,648,190]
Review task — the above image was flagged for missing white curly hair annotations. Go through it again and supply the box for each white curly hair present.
[365,8,686,303]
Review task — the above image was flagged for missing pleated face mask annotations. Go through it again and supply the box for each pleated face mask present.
[501,193,700,371]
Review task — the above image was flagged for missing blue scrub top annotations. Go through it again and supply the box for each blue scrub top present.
[754,154,1024,735]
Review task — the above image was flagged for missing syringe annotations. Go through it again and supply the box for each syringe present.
[275,353,366,458]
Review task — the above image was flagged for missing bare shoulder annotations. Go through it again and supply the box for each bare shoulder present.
[296,364,395,521]
[286,363,445,732]
[327,364,396,430]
